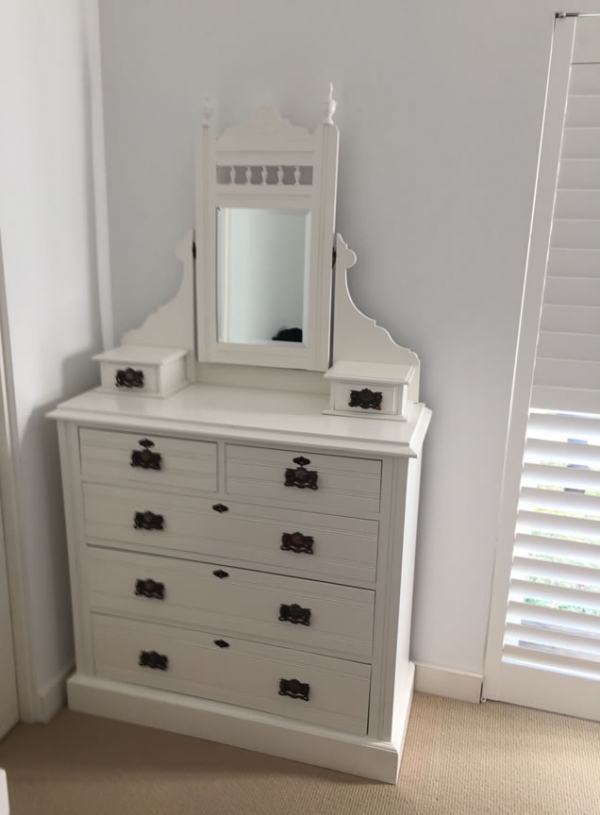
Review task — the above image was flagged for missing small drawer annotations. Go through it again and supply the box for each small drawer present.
[225,445,382,516]
[92,614,371,735]
[83,484,379,585]
[331,382,401,417]
[324,361,417,421]
[94,345,188,398]
[87,548,375,660]
[80,429,217,493]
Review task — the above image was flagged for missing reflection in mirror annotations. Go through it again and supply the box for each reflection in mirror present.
[217,208,312,346]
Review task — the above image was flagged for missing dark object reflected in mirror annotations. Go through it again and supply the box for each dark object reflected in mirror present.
[272,327,303,343]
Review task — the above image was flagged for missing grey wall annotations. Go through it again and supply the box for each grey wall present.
[98,0,562,675]
[0,0,103,711]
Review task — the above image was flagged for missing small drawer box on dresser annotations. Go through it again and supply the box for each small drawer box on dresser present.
[92,615,372,736]
[87,547,375,660]
[94,345,188,398]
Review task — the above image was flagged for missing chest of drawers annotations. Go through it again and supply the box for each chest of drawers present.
[50,383,430,783]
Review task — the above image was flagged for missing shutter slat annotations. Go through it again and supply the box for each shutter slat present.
[505,623,600,657]
[524,436,600,468]
[522,462,600,493]
[531,385,600,414]
[543,276,600,306]
[519,485,600,518]
[565,96,600,127]
[527,411,600,442]
[537,331,600,363]
[540,304,600,334]
[514,533,600,566]
[533,358,600,390]
[558,159,600,190]
[562,129,600,160]
[503,644,600,679]
[517,508,600,542]
[511,555,600,589]
[554,189,600,218]
[509,577,600,612]
[551,219,600,250]
[507,600,600,637]
[547,248,600,278]
[569,64,600,95]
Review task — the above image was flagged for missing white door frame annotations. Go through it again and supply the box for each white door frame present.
[0,232,35,722]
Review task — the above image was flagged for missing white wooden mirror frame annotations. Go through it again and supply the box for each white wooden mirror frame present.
[195,93,339,371]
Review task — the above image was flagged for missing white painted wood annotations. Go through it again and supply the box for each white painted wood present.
[87,547,375,660]
[92,615,371,735]
[35,662,72,723]
[0,500,18,739]
[86,490,378,584]
[95,345,188,398]
[325,361,417,420]
[68,674,402,782]
[121,231,196,381]
[414,663,482,704]
[196,98,338,371]
[224,443,381,516]
[330,235,421,404]
[80,428,218,493]
[0,769,8,815]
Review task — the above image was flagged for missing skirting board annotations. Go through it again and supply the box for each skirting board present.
[414,662,482,704]
[67,673,407,783]
[36,662,74,723]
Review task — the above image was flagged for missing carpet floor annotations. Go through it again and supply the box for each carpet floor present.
[0,693,598,814]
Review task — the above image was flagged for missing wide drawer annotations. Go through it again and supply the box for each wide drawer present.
[87,548,375,660]
[92,614,371,735]
[83,483,379,585]
[225,445,382,516]
[80,429,217,493]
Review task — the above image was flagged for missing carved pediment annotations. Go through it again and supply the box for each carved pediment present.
[218,106,312,142]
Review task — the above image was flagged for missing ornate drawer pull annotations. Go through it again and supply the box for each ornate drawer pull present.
[131,439,162,470]
[349,388,383,410]
[284,465,318,490]
[293,456,311,466]
[212,503,229,513]
[134,578,165,600]
[115,368,144,389]
[213,569,229,579]
[279,678,310,702]
[139,650,168,670]
[134,511,164,531]
[214,639,230,648]
[281,532,314,554]
[279,603,311,626]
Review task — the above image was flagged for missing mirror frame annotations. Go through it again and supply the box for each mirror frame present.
[195,99,339,371]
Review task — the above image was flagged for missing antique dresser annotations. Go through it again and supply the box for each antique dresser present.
[49,90,431,783]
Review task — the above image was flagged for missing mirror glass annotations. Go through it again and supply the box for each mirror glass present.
[216,207,312,346]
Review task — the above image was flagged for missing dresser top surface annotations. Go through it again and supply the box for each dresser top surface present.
[48,383,431,456]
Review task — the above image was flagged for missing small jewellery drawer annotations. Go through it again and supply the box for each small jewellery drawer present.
[225,445,382,515]
[80,429,217,493]
[92,614,371,735]
[87,548,375,660]
[93,345,188,398]
[83,484,379,585]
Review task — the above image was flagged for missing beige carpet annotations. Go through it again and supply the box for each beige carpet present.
[0,693,598,815]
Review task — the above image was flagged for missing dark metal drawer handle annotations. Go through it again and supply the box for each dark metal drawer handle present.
[115,368,144,389]
[139,650,168,670]
[212,503,229,513]
[279,603,311,626]
[134,578,165,600]
[281,532,314,554]
[293,456,311,466]
[279,678,310,702]
[213,569,229,579]
[284,466,318,490]
[214,639,230,648]
[349,388,383,410]
[131,439,162,470]
[134,511,164,531]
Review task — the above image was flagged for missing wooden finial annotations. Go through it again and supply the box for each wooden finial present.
[323,82,337,125]
[202,96,213,127]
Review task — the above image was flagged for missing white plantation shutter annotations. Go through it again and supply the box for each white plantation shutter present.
[485,16,600,720]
